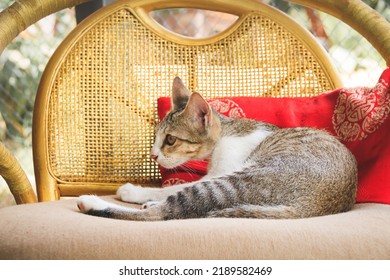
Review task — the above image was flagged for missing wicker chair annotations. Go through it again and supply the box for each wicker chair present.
[0,0,390,259]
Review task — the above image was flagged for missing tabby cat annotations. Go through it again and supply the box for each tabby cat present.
[77,77,358,221]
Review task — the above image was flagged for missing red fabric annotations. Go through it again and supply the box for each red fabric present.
[157,69,390,204]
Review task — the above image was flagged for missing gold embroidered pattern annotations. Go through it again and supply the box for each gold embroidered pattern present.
[333,79,390,141]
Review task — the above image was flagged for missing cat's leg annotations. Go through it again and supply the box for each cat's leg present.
[77,194,189,221]
[77,195,131,213]
[117,181,201,204]
[78,178,239,221]
[141,201,159,209]
[77,195,163,221]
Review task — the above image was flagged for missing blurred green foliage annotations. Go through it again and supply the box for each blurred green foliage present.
[0,0,75,146]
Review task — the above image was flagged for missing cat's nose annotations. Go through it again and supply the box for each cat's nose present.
[150,153,158,161]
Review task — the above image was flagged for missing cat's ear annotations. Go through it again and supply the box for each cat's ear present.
[171,77,191,111]
[183,92,212,131]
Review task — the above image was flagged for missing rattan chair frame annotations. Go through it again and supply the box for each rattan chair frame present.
[0,0,389,204]
[35,0,342,201]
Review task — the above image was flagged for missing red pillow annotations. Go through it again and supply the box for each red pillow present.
[157,69,390,204]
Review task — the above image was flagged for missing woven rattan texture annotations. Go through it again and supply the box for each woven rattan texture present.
[48,8,334,185]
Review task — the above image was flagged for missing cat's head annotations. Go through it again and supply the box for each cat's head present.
[151,77,221,169]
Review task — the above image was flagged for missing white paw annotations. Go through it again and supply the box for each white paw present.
[77,195,109,213]
[117,183,150,204]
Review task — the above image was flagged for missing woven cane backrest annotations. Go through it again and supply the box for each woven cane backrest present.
[34,0,341,200]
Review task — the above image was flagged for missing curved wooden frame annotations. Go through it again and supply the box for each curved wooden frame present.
[290,0,390,65]
[1,0,389,204]
[0,142,37,204]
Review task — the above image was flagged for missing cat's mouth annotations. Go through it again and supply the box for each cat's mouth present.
[153,155,189,170]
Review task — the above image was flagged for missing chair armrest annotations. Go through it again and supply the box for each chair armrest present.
[0,142,37,204]
[0,0,93,54]
[288,0,390,65]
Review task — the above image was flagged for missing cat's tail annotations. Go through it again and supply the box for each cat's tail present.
[206,204,302,219]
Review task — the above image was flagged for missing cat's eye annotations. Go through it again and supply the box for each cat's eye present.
[165,134,177,146]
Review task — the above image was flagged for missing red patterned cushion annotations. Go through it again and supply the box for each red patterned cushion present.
[157,69,390,204]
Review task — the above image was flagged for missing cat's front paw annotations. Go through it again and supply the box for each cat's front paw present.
[77,195,109,213]
[117,183,149,204]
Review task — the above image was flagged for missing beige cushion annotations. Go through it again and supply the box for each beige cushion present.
[0,196,389,259]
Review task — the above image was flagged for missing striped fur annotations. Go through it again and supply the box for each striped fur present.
[77,77,358,220]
